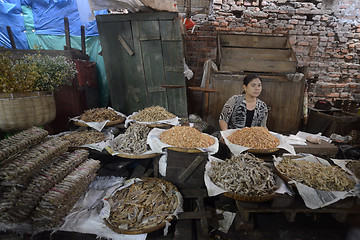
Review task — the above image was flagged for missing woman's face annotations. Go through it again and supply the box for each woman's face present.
[243,78,262,98]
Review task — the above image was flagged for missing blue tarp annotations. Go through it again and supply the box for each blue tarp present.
[0,1,109,106]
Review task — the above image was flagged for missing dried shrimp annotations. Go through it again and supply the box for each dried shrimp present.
[106,178,179,232]
[209,153,276,196]
[228,127,279,149]
[160,126,215,149]
[131,106,175,122]
[80,107,124,122]
[277,158,355,191]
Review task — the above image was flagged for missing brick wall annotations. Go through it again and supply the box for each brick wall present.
[184,0,360,111]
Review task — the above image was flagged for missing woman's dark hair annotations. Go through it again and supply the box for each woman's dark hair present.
[242,74,261,94]
[243,74,261,86]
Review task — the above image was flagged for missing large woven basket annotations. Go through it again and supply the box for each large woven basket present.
[0,92,56,132]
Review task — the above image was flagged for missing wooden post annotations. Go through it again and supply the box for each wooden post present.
[81,25,86,55]
[64,17,71,50]
[6,26,16,49]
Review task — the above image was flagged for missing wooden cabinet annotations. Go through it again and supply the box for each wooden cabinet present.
[96,12,188,117]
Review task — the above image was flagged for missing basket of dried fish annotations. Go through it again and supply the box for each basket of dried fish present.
[106,123,161,159]
[125,106,178,128]
[158,126,217,153]
[206,153,278,202]
[103,177,182,235]
[274,156,356,191]
[72,107,126,128]
[58,129,107,150]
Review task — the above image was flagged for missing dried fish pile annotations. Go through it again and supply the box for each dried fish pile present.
[105,178,179,232]
[0,127,48,163]
[80,107,124,122]
[5,150,89,222]
[60,130,106,147]
[209,153,276,196]
[346,160,360,179]
[33,159,100,231]
[160,126,215,148]
[0,138,70,218]
[277,158,356,191]
[111,123,151,154]
[131,106,176,122]
[228,127,279,149]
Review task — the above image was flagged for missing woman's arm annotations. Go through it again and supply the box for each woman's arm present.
[219,120,228,131]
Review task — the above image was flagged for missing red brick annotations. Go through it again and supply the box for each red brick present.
[326,93,340,98]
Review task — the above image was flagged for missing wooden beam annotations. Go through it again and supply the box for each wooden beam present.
[64,17,71,50]
[117,34,134,56]
[81,25,86,55]
[178,156,205,183]
[6,26,16,49]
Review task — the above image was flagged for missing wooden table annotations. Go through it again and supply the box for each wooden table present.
[292,140,338,158]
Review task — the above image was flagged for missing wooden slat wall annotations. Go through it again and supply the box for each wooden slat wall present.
[207,73,304,134]
[220,34,290,48]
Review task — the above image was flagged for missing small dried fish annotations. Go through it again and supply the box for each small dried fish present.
[160,126,215,149]
[80,107,124,122]
[106,178,179,232]
[209,153,276,196]
[228,127,279,149]
[60,130,106,147]
[277,158,355,191]
[131,106,176,122]
[111,123,151,154]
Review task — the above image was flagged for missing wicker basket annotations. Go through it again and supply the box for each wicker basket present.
[0,92,56,132]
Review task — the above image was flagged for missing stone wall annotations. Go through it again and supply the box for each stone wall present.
[184,0,360,111]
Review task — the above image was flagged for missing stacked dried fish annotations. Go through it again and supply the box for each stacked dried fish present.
[131,106,176,122]
[0,127,48,163]
[227,127,279,149]
[111,123,151,154]
[60,130,106,147]
[160,126,215,148]
[0,138,69,218]
[346,160,360,179]
[33,159,100,231]
[277,158,356,191]
[5,150,89,222]
[105,178,179,232]
[209,153,276,196]
[80,107,124,122]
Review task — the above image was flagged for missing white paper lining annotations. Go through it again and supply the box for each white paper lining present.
[124,112,180,128]
[70,107,127,132]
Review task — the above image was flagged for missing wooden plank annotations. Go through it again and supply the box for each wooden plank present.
[174,220,192,240]
[117,34,134,56]
[6,26,16,49]
[139,20,160,41]
[221,47,294,61]
[141,39,168,107]
[81,26,86,55]
[221,59,297,73]
[178,156,206,182]
[96,12,179,22]
[160,19,182,41]
[64,17,71,50]
[220,34,289,48]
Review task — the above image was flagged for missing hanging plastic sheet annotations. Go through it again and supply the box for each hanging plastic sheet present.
[0,1,29,48]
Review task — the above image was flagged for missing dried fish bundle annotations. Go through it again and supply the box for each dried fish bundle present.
[346,160,360,179]
[209,153,277,196]
[60,130,106,147]
[0,127,48,163]
[111,123,151,154]
[32,159,100,231]
[80,107,124,122]
[105,178,179,233]
[160,126,215,149]
[277,158,356,191]
[0,138,70,186]
[131,106,176,122]
[5,150,89,222]
[227,127,279,149]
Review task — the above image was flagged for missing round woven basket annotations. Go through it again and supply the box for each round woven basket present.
[247,148,279,154]
[0,92,56,132]
[73,118,125,127]
[223,191,277,202]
